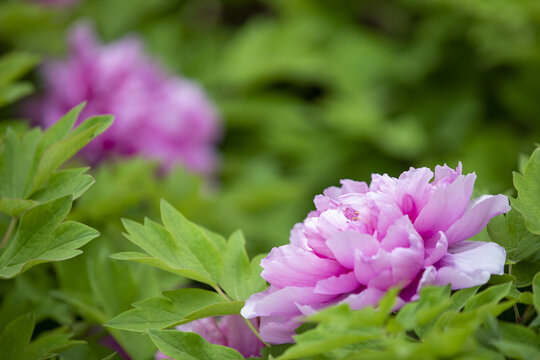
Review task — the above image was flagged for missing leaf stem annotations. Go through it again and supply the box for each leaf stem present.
[214,285,270,347]
[0,217,16,248]
[214,285,232,302]
[243,317,271,347]
[519,304,534,324]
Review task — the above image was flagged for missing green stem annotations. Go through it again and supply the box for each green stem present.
[243,317,271,347]
[214,285,232,302]
[214,285,270,347]
[0,217,16,248]
[519,305,534,324]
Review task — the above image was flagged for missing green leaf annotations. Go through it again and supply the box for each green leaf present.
[0,52,40,108]
[220,230,267,301]
[464,282,512,311]
[0,52,40,89]
[512,147,540,235]
[0,197,37,217]
[492,322,540,360]
[106,288,242,332]
[31,115,114,192]
[32,168,95,203]
[36,102,86,158]
[0,127,41,200]
[0,312,34,360]
[117,202,227,287]
[160,200,224,283]
[0,196,99,278]
[148,329,244,360]
[23,327,84,360]
[487,210,540,264]
[533,272,540,314]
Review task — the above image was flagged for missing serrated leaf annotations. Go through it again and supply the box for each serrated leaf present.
[160,200,224,283]
[23,327,84,360]
[0,127,41,200]
[148,329,244,360]
[0,197,37,216]
[110,251,211,284]
[106,288,242,332]
[32,168,94,203]
[0,196,99,278]
[487,209,540,265]
[0,312,34,360]
[512,148,540,235]
[220,230,267,301]
[118,202,226,287]
[36,103,86,158]
[31,115,113,192]
[464,282,512,311]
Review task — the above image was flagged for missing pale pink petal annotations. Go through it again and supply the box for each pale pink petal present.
[423,232,449,266]
[259,316,299,344]
[261,245,345,288]
[340,287,386,310]
[241,286,334,319]
[314,272,361,295]
[414,173,476,238]
[220,316,263,357]
[176,317,226,346]
[445,195,511,245]
[326,231,379,269]
[433,241,506,289]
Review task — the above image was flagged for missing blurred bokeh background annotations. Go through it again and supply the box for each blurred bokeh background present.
[1,1,540,358]
[1,0,539,253]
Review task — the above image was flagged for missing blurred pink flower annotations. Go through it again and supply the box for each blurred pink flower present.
[30,23,221,173]
[155,316,264,359]
[242,164,510,344]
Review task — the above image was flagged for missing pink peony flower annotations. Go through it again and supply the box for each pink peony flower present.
[29,23,220,173]
[241,164,510,344]
[155,316,264,359]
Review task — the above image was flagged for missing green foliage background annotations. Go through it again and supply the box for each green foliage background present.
[0,0,540,359]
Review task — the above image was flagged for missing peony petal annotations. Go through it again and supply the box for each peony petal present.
[414,173,476,238]
[326,231,379,269]
[314,271,361,295]
[445,194,510,245]
[176,317,226,346]
[433,241,506,289]
[258,316,299,344]
[340,179,369,195]
[340,287,386,310]
[241,286,334,319]
[220,316,263,357]
[261,244,344,288]
[396,167,434,219]
[303,209,349,258]
[423,231,449,266]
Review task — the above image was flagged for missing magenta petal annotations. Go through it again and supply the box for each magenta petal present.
[314,272,360,295]
[414,173,476,238]
[241,286,334,318]
[261,245,344,287]
[433,241,506,289]
[326,231,379,269]
[445,194,510,245]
